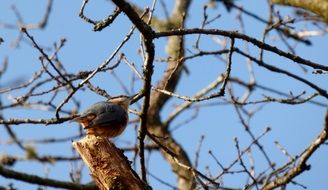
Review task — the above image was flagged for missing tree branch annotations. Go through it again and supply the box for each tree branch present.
[155,28,328,71]
[262,110,328,190]
[110,0,155,184]
[0,165,96,190]
[272,0,328,23]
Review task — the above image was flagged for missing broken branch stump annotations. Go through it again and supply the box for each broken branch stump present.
[72,135,146,190]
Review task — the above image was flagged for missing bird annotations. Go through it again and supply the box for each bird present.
[72,95,131,138]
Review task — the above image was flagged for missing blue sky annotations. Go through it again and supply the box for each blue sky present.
[0,1,327,189]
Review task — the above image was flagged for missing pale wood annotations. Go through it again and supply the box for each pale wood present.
[72,135,146,190]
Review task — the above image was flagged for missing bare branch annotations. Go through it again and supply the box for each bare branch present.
[155,28,328,71]
[262,110,328,190]
[0,165,96,190]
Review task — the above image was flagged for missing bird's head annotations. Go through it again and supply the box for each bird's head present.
[108,95,131,111]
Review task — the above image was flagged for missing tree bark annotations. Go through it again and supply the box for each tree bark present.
[72,136,147,190]
[272,0,328,23]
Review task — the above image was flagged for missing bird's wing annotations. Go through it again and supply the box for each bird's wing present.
[85,104,127,129]
[72,101,108,123]
[72,113,96,123]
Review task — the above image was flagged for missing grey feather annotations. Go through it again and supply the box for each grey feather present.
[80,101,127,129]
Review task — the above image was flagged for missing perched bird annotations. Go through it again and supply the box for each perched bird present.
[72,95,130,138]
